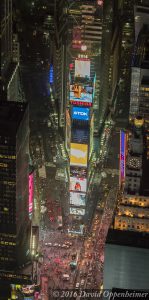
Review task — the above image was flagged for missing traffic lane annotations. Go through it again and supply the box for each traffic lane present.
[40,234,83,289]
[74,210,105,289]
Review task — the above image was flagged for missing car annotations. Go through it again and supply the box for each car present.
[68,242,73,246]
[88,272,92,277]
[88,253,92,259]
[75,282,80,289]
[80,271,83,277]
[80,279,85,286]
[62,274,70,281]
[53,243,58,247]
[64,242,71,247]
[62,244,69,249]
[72,253,77,260]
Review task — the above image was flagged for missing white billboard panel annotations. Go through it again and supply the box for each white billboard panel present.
[70,207,85,216]
[75,59,90,78]
[70,192,86,206]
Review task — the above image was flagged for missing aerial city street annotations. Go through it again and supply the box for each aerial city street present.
[0,0,149,299]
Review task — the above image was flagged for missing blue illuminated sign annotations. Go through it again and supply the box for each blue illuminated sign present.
[49,64,54,84]
[120,130,126,183]
[72,107,90,121]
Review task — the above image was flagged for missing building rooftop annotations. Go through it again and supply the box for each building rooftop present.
[106,228,149,249]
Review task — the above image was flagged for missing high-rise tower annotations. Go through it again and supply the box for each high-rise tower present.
[0,0,22,102]
[0,0,13,98]
[0,101,30,271]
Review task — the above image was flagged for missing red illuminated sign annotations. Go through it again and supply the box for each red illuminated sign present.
[70,101,92,107]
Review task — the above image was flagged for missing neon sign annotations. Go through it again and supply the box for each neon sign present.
[49,64,54,84]
[120,131,126,184]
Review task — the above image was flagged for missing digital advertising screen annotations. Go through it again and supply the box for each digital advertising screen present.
[70,192,86,206]
[72,107,90,121]
[29,173,34,216]
[70,177,87,192]
[70,207,85,216]
[70,84,93,105]
[70,166,87,178]
[49,64,54,84]
[70,143,88,167]
[75,58,90,78]
[71,128,89,144]
[72,26,82,49]
[120,131,126,185]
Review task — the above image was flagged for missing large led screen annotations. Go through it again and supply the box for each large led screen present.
[70,207,85,216]
[120,130,126,184]
[70,84,93,104]
[72,107,90,121]
[72,26,82,49]
[70,177,87,192]
[70,143,88,167]
[75,58,90,78]
[70,167,87,178]
[71,128,89,144]
[29,173,34,215]
[70,192,86,206]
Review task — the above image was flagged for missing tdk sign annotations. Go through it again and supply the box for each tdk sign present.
[72,107,90,121]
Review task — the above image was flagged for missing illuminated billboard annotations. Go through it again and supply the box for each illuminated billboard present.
[49,64,54,84]
[72,107,90,121]
[70,177,87,192]
[75,58,90,78]
[71,128,89,144]
[70,84,93,105]
[120,131,126,185]
[70,207,85,216]
[72,26,82,49]
[70,166,87,178]
[70,192,86,206]
[70,143,88,167]
[72,106,90,121]
[29,173,34,216]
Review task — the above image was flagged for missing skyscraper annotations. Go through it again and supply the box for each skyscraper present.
[0,0,13,98]
[0,101,30,271]
[0,0,22,102]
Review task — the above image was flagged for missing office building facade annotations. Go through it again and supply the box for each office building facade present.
[0,0,23,102]
[0,102,30,270]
